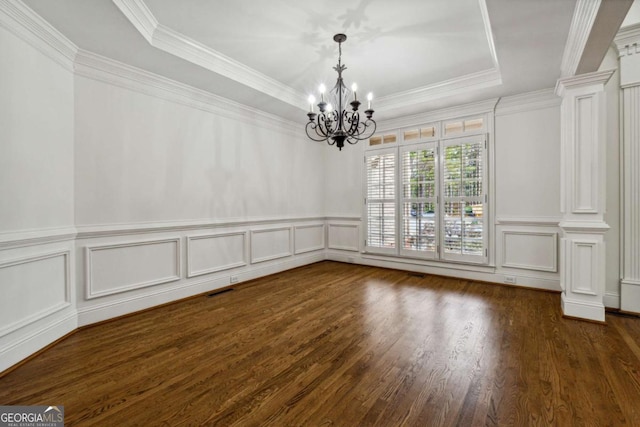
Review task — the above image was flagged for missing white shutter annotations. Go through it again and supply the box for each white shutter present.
[440,136,487,263]
[400,143,438,259]
[365,148,397,254]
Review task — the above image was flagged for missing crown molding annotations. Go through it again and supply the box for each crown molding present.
[377,68,502,113]
[615,22,640,57]
[495,88,561,116]
[377,97,499,132]
[0,0,77,71]
[378,0,501,112]
[555,69,614,97]
[112,0,304,111]
[74,49,302,137]
[479,0,499,69]
[560,0,601,77]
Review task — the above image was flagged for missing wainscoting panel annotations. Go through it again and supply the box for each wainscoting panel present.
[571,239,598,296]
[327,222,360,252]
[501,230,558,272]
[294,224,325,254]
[187,232,247,278]
[85,238,181,299]
[250,227,292,264]
[0,251,70,337]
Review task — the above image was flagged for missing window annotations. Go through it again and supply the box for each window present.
[400,143,438,259]
[441,137,485,263]
[365,148,396,253]
[369,133,397,146]
[365,117,488,264]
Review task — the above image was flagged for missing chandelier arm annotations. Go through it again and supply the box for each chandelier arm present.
[347,120,377,143]
[305,121,332,142]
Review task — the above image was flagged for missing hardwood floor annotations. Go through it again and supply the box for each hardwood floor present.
[2,261,640,426]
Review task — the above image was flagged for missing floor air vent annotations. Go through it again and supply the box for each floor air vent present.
[408,273,426,278]
[206,288,234,298]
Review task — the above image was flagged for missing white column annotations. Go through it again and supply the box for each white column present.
[555,70,614,322]
[616,24,640,314]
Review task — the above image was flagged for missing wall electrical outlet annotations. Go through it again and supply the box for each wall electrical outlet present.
[230,276,239,284]
[504,275,516,284]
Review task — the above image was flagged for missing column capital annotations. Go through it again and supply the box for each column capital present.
[615,23,640,87]
[555,69,615,97]
[615,23,640,57]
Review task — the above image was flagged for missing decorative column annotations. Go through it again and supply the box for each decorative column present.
[616,24,640,314]
[555,70,614,322]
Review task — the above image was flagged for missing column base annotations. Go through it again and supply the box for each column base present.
[561,292,605,322]
[621,280,640,314]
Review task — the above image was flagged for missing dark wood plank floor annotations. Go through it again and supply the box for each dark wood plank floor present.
[2,261,640,426]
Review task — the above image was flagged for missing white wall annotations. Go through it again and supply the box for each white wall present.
[324,141,364,218]
[0,22,77,372]
[493,92,562,289]
[494,101,561,219]
[0,26,74,233]
[72,58,327,326]
[74,75,325,225]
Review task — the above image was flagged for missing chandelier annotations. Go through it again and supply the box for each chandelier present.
[305,34,376,150]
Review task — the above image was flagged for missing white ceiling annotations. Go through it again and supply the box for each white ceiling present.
[19,0,627,122]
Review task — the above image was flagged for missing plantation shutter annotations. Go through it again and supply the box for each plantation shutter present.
[365,148,397,254]
[441,136,487,263]
[400,143,438,259]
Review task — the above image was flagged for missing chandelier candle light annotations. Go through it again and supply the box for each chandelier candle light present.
[305,34,376,150]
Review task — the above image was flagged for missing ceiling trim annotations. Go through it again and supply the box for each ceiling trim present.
[75,49,302,137]
[111,0,156,43]
[479,0,499,69]
[377,0,501,114]
[112,0,304,110]
[0,0,77,71]
[495,88,561,117]
[112,0,506,119]
[376,98,499,133]
[560,0,601,77]
[377,68,502,113]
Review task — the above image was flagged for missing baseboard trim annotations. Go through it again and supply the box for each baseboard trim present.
[0,310,77,375]
[621,280,640,314]
[77,252,325,327]
[327,251,561,292]
[604,292,620,309]
[561,293,606,323]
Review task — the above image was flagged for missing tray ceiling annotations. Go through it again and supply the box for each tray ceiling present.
[22,0,589,121]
